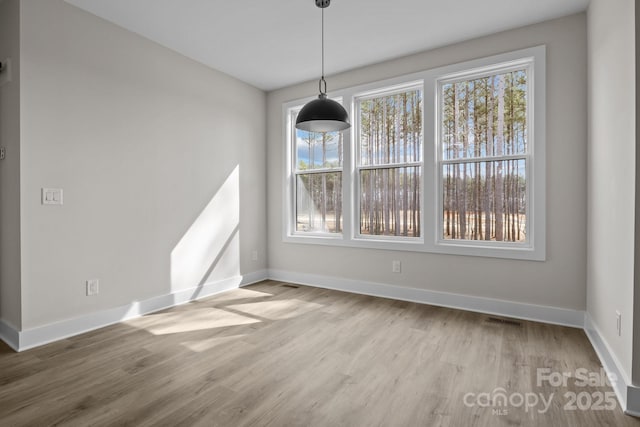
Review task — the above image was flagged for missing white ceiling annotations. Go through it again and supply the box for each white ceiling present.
[65,0,590,91]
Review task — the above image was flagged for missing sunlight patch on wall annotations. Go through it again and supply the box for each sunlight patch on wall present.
[171,166,240,292]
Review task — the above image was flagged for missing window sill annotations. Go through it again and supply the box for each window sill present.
[283,233,544,261]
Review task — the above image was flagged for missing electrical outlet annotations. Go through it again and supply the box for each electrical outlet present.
[252,250,258,261]
[392,260,401,273]
[616,311,621,336]
[86,279,99,296]
[0,147,5,160]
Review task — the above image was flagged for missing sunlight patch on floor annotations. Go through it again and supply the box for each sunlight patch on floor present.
[209,288,274,302]
[181,334,247,352]
[227,299,324,320]
[130,307,260,335]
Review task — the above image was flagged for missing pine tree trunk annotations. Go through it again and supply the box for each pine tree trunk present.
[495,74,506,241]
[484,78,494,240]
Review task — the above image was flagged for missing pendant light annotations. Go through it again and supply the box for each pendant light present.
[295,0,350,133]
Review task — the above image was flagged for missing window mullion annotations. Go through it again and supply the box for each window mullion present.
[357,162,422,171]
[295,168,342,175]
[440,154,528,165]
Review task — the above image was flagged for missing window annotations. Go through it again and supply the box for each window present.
[355,85,423,239]
[291,108,343,235]
[284,46,545,260]
[438,65,530,245]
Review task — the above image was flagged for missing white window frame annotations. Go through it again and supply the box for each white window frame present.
[282,46,545,260]
[352,81,425,243]
[288,106,344,239]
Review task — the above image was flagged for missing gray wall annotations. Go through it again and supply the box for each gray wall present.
[18,0,267,329]
[587,0,636,383]
[267,14,587,310]
[0,0,22,331]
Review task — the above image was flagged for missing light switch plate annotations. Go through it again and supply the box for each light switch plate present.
[42,188,63,205]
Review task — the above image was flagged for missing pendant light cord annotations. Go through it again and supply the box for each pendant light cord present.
[319,6,327,96]
[321,6,324,79]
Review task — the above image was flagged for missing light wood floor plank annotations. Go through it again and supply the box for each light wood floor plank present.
[0,280,637,426]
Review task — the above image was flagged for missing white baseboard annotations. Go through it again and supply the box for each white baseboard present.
[584,314,629,412]
[0,319,19,351]
[584,313,640,416]
[5,269,268,352]
[0,269,583,351]
[241,269,270,287]
[268,269,585,328]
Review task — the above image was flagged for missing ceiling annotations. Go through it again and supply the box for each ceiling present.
[65,0,590,91]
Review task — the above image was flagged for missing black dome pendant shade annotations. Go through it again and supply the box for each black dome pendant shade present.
[295,0,350,133]
[296,89,350,133]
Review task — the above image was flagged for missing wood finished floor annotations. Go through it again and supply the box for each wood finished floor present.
[0,280,637,426]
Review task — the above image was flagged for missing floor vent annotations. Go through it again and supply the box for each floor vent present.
[486,317,522,327]
[281,284,299,289]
